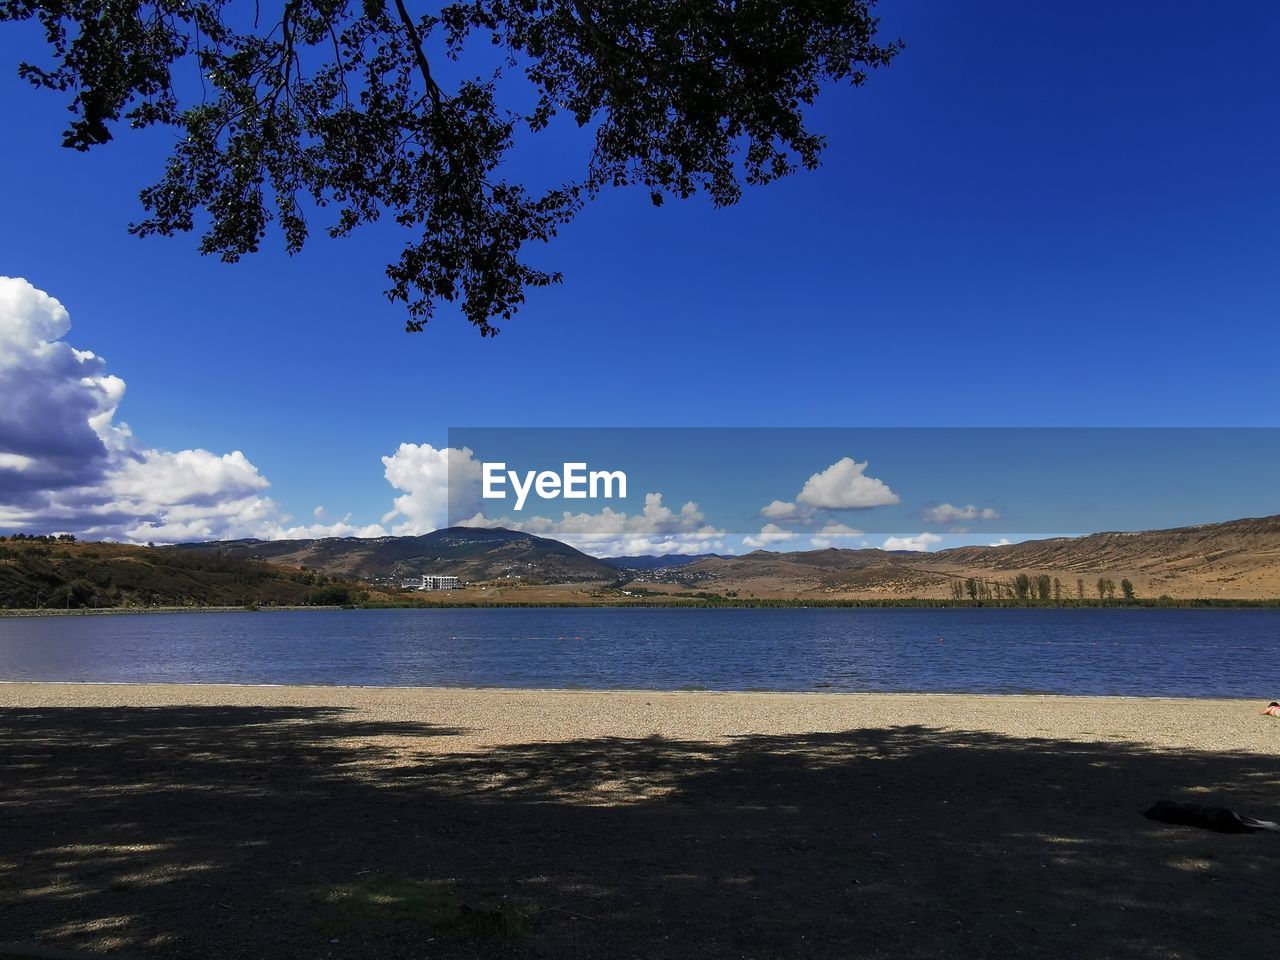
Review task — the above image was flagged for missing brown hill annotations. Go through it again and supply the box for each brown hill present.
[919,515,1280,600]
[657,515,1280,600]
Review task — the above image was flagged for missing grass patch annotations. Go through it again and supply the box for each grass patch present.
[315,874,531,941]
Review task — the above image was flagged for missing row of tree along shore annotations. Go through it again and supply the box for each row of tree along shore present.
[948,574,1137,602]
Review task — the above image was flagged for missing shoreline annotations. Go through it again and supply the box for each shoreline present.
[0,678,1268,703]
[1,681,1273,746]
[0,605,342,617]
[5,599,1280,617]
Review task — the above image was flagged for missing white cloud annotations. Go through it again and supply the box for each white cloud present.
[923,502,1000,524]
[0,453,39,472]
[755,457,896,524]
[882,532,942,552]
[760,499,802,519]
[795,457,898,509]
[817,522,864,536]
[809,522,866,550]
[0,278,119,498]
[743,523,799,550]
[0,277,300,542]
[109,448,269,504]
[988,537,1013,547]
[262,515,389,541]
[379,443,482,536]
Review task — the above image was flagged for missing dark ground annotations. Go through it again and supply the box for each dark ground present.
[1,700,1278,959]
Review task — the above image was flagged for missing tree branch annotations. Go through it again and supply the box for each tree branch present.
[392,0,442,109]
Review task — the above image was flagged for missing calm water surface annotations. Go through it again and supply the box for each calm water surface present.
[1,607,1277,697]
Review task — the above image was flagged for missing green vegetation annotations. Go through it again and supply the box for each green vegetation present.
[302,584,357,606]
[949,573,1146,604]
[0,535,366,610]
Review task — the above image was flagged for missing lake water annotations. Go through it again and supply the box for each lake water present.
[0,607,1277,697]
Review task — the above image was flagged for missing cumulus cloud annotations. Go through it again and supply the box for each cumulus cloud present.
[760,499,802,519]
[0,278,122,499]
[796,457,899,510]
[743,523,799,550]
[461,491,725,557]
[882,532,943,552]
[988,537,1013,547]
[755,457,897,525]
[379,443,483,536]
[923,502,1000,524]
[0,277,298,542]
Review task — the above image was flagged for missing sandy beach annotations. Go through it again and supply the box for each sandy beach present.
[2,683,1279,958]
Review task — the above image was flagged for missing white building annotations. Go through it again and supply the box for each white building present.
[418,575,461,591]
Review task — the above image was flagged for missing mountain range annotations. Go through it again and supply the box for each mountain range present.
[6,514,1280,609]
[169,513,1280,601]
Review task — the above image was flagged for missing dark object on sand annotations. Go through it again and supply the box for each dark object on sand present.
[1144,800,1280,834]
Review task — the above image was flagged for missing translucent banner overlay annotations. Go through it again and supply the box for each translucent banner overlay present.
[445,427,1280,556]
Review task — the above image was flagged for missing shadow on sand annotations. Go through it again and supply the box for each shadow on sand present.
[2,704,1278,958]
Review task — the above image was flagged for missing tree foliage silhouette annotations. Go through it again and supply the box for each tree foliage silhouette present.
[2,0,901,334]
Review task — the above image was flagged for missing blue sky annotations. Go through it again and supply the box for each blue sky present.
[1,1,1278,551]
